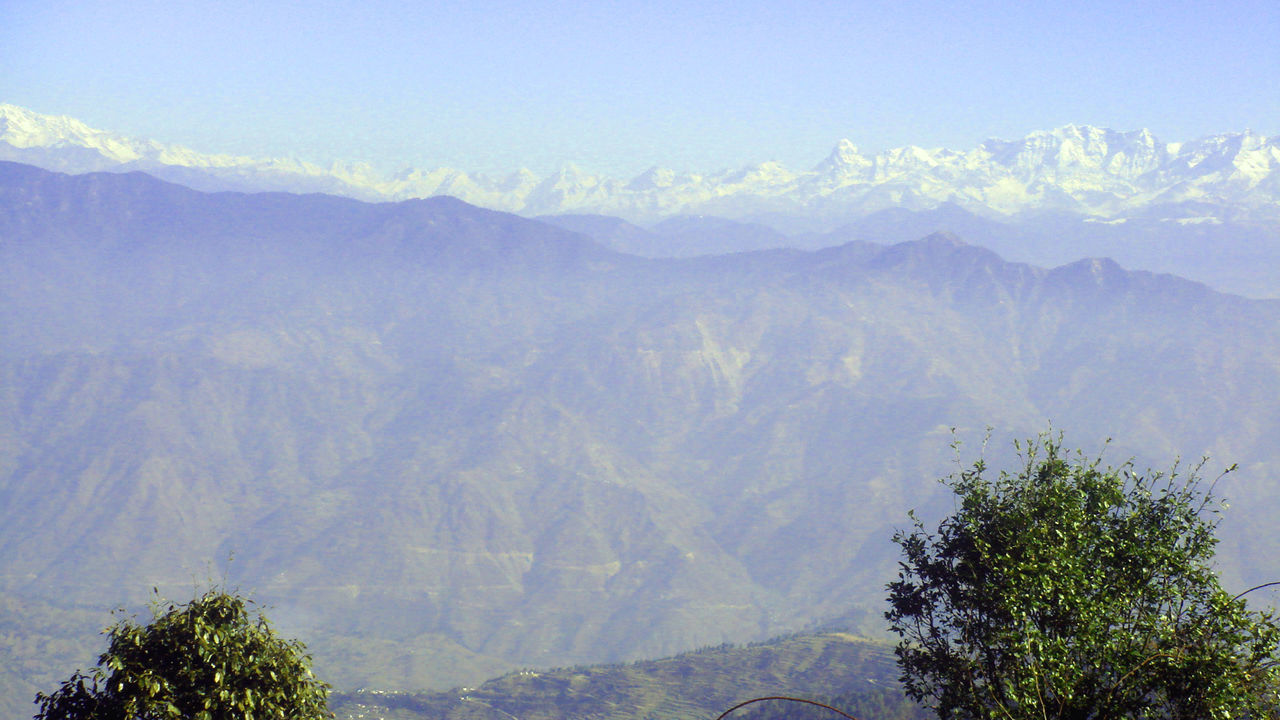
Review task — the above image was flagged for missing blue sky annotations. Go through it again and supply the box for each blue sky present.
[3,0,1277,177]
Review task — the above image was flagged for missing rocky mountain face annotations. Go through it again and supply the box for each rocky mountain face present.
[3,104,1278,226]
[3,162,1280,717]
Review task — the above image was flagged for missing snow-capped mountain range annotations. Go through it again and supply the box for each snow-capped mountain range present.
[2,103,1278,227]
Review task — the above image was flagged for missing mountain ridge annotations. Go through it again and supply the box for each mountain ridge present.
[4,104,1277,226]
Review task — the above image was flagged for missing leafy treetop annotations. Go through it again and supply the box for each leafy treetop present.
[36,587,331,720]
[885,435,1280,720]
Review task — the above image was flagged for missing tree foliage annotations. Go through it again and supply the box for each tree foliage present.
[35,588,331,720]
[885,435,1280,720]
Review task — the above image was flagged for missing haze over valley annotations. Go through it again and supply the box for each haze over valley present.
[2,157,1280,717]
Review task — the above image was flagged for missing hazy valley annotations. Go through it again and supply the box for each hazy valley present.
[2,159,1280,717]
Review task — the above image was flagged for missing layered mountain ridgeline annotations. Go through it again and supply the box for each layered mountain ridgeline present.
[331,633,926,720]
[539,206,1280,299]
[4,162,1280,715]
[9,104,1280,298]
[5,104,1279,225]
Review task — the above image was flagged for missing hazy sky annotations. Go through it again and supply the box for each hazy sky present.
[3,0,1278,177]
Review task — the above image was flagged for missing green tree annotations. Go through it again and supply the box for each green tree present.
[885,435,1280,720]
[35,588,331,720]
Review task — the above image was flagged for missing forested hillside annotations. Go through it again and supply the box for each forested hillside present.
[331,633,925,720]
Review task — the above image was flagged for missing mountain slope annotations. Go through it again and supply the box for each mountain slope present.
[4,163,1280,716]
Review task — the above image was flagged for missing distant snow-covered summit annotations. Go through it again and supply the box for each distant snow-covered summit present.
[2,103,1277,227]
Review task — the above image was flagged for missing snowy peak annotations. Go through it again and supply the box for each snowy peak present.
[627,166,678,191]
[0,103,352,196]
[980,124,1167,182]
[1,104,109,149]
[2,104,1278,225]
[0,103,151,166]
[814,138,871,178]
[721,160,796,187]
